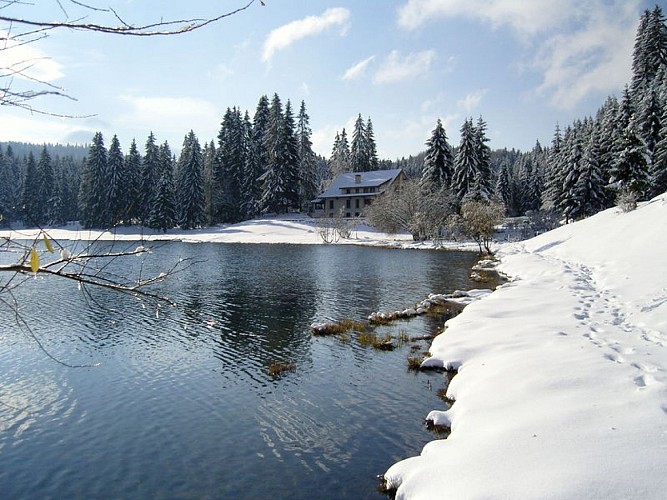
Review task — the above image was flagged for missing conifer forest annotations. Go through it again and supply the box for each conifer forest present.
[1,6,666,232]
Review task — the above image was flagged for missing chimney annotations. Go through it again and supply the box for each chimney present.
[354,174,362,184]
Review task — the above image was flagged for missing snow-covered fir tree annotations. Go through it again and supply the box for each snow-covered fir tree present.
[21,152,41,226]
[215,107,246,222]
[243,95,270,219]
[107,134,125,226]
[148,142,176,231]
[260,95,299,213]
[572,129,607,218]
[452,118,479,201]
[202,140,216,224]
[124,139,142,224]
[350,114,369,172]
[176,130,206,229]
[328,128,350,179]
[365,117,379,170]
[419,118,454,193]
[79,132,109,228]
[296,100,319,209]
[140,132,160,224]
[0,146,22,225]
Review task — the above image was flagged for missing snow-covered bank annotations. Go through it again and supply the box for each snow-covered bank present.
[0,215,478,251]
[383,194,667,498]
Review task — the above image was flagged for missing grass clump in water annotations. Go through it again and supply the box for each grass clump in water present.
[357,332,394,350]
[268,361,296,378]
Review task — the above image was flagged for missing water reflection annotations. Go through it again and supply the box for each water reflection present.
[0,242,481,499]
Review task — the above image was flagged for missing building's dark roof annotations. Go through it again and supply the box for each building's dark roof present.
[315,168,403,200]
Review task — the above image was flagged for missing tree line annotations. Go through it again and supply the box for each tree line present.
[0,94,336,230]
[493,5,667,221]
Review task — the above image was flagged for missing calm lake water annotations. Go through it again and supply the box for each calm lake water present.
[0,242,480,499]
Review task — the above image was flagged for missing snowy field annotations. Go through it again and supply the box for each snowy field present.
[384,194,667,499]
[0,215,477,251]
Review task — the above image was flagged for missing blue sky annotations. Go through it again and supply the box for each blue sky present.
[0,0,654,159]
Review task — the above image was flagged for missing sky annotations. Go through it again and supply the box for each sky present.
[0,0,656,160]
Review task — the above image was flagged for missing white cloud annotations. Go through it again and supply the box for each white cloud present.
[342,56,376,81]
[0,114,89,145]
[374,50,436,84]
[533,4,638,109]
[262,7,351,63]
[457,89,488,113]
[117,95,220,146]
[396,0,642,109]
[397,0,573,35]
[0,30,64,83]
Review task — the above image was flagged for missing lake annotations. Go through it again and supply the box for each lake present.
[0,242,481,499]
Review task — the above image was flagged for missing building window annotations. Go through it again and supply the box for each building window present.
[346,199,351,209]
[346,212,351,217]
[329,200,334,210]
[355,199,360,209]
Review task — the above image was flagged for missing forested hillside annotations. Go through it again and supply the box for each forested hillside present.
[1,7,665,231]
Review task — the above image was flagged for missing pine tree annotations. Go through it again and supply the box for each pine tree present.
[631,7,667,97]
[573,129,606,218]
[558,125,584,222]
[494,158,513,212]
[79,132,109,228]
[242,96,270,219]
[140,132,160,224]
[176,130,206,229]
[469,116,493,201]
[452,118,479,201]
[37,146,55,225]
[260,94,299,213]
[148,142,176,231]
[107,134,125,225]
[0,147,20,224]
[203,140,217,223]
[350,114,368,172]
[419,118,454,193]
[22,152,41,226]
[296,100,319,209]
[365,117,379,170]
[608,88,650,201]
[215,107,246,222]
[328,128,350,179]
[124,139,142,224]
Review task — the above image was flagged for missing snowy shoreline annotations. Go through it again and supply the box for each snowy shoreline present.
[383,194,667,499]
[0,215,479,251]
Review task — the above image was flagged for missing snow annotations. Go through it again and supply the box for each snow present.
[0,214,477,251]
[384,194,667,499]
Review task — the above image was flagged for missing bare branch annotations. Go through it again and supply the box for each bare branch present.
[0,0,258,36]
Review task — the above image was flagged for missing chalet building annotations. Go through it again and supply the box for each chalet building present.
[312,168,407,218]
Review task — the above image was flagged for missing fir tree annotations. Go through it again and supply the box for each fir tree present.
[328,128,350,178]
[140,132,160,224]
[79,132,109,228]
[215,107,246,222]
[365,117,379,170]
[419,118,454,193]
[452,118,479,201]
[107,134,125,225]
[0,147,22,224]
[176,130,206,229]
[469,116,493,201]
[22,152,41,226]
[124,139,142,224]
[296,100,319,209]
[37,146,55,225]
[573,129,607,218]
[350,114,368,172]
[260,94,299,213]
[203,140,217,224]
[148,142,176,231]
